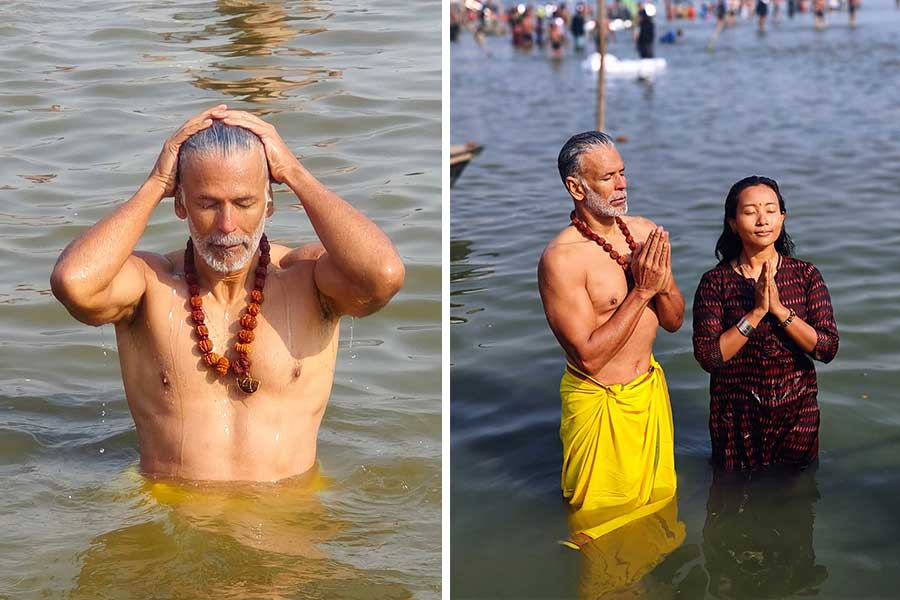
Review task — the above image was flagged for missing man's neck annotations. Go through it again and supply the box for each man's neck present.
[193,253,260,306]
[574,206,620,238]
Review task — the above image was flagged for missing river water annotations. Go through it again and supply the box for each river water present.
[0,1,440,598]
[451,3,900,598]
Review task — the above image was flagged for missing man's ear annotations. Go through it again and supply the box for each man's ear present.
[565,176,586,202]
[266,185,275,218]
[174,187,187,220]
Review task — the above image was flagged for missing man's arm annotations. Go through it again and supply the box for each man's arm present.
[652,235,685,332]
[50,106,224,326]
[537,228,669,374]
[222,111,405,318]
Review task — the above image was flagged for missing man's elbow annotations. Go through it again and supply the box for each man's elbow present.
[579,353,610,375]
[50,267,112,326]
[660,315,684,333]
[347,258,405,318]
[372,257,405,305]
[50,264,80,309]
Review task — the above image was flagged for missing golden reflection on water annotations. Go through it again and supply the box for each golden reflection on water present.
[168,0,344,104]
[70,465,412,599]
[577,497,686,599]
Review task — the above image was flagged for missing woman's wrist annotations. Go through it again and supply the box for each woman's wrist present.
[748,308,766,326]
[771,304,791,323]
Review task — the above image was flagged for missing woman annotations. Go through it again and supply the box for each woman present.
[693,176,838,471]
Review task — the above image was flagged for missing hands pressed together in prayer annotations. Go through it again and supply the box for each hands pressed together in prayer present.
[752,258,791,323]
[631,227,673,296]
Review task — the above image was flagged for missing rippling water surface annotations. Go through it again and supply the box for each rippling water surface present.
[451,4,900,597]
[0,1,440,597]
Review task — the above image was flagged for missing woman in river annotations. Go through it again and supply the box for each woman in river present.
[692,176,839,471]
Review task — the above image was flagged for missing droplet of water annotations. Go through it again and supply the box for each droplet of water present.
[101,410,106,417]
[99,448,105,454]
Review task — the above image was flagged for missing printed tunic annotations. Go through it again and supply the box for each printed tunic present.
[692,256,838,470]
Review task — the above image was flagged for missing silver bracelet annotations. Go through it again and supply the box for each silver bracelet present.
[736,317,755,337]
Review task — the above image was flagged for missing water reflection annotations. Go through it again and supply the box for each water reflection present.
[450,239,495,325]
[171,1,343,103]
[71,468,413,599]
[577,498,686,599]
[701,466,828,599]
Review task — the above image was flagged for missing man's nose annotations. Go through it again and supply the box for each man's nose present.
[216,205,237,234]
[615,172,627,189]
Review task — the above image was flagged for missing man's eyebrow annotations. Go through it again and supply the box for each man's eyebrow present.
[195,194,256,201]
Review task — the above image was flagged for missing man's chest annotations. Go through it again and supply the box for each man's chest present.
[122,280,338,396]
[584,261,631,315]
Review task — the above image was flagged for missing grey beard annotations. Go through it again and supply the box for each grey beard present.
[187,214,266,274]
[583,185,628,218]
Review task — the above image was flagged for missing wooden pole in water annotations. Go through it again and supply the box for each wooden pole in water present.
[595,0,607,131]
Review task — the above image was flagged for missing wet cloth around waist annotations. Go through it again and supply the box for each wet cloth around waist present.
[559,356,677,546]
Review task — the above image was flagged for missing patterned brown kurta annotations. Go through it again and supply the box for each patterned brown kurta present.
[692,256,839,471]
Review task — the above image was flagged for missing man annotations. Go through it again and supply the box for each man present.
[51,105,405,482]
[537,131,684,548]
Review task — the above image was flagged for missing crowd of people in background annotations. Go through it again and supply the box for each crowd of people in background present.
[450,0,868,59]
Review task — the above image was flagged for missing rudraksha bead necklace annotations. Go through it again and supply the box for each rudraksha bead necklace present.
[184,234,270,394]
[570,210,638,272]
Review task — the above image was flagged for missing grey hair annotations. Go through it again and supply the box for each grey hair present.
[557,131,615,185]
[177,120,269,182]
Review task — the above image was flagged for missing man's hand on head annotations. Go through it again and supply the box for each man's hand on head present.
[220,110,301,185]
[149,104,227,197]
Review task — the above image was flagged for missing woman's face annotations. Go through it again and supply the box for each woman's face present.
[728,184,785,252]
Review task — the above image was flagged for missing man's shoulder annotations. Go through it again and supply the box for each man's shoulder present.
[136,250,177,279]
[620,215,657,238]
[540,226,583,266]
[276,242,326,271]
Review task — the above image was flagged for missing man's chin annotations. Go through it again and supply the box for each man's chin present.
[197,250,251,274]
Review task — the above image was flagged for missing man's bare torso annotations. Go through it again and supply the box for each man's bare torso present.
[543,215,660,385]
[116,243,338,482]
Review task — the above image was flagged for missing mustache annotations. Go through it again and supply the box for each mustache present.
[609,191,627,202]
[204,232,250,248]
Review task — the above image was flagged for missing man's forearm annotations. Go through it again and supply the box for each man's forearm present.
[284,164,402,293]
[577,287,655,373]
[654,285,685,332]
[52,178,162,297]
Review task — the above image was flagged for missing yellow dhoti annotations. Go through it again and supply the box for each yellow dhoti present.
[560,355,677,549]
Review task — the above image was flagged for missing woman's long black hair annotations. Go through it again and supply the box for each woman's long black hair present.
[715,175,795,264]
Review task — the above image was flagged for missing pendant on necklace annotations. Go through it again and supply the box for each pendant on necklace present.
[237,375,260,394]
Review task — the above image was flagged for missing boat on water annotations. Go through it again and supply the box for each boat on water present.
[450,142,483,187]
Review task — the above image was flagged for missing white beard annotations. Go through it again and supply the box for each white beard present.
[187,213,266,274]
[583,180,628,218]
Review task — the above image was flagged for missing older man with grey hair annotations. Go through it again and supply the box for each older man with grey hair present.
[537,130,684,547]
[51,105,404,482]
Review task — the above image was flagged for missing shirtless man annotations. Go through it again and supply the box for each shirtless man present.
[538,131,684,545]
[51,105,405,482]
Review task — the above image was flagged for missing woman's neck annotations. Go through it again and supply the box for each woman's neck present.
[739,245,779,269]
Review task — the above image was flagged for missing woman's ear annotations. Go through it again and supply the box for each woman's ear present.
[174,187,187,220]
[727,217,736,234]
